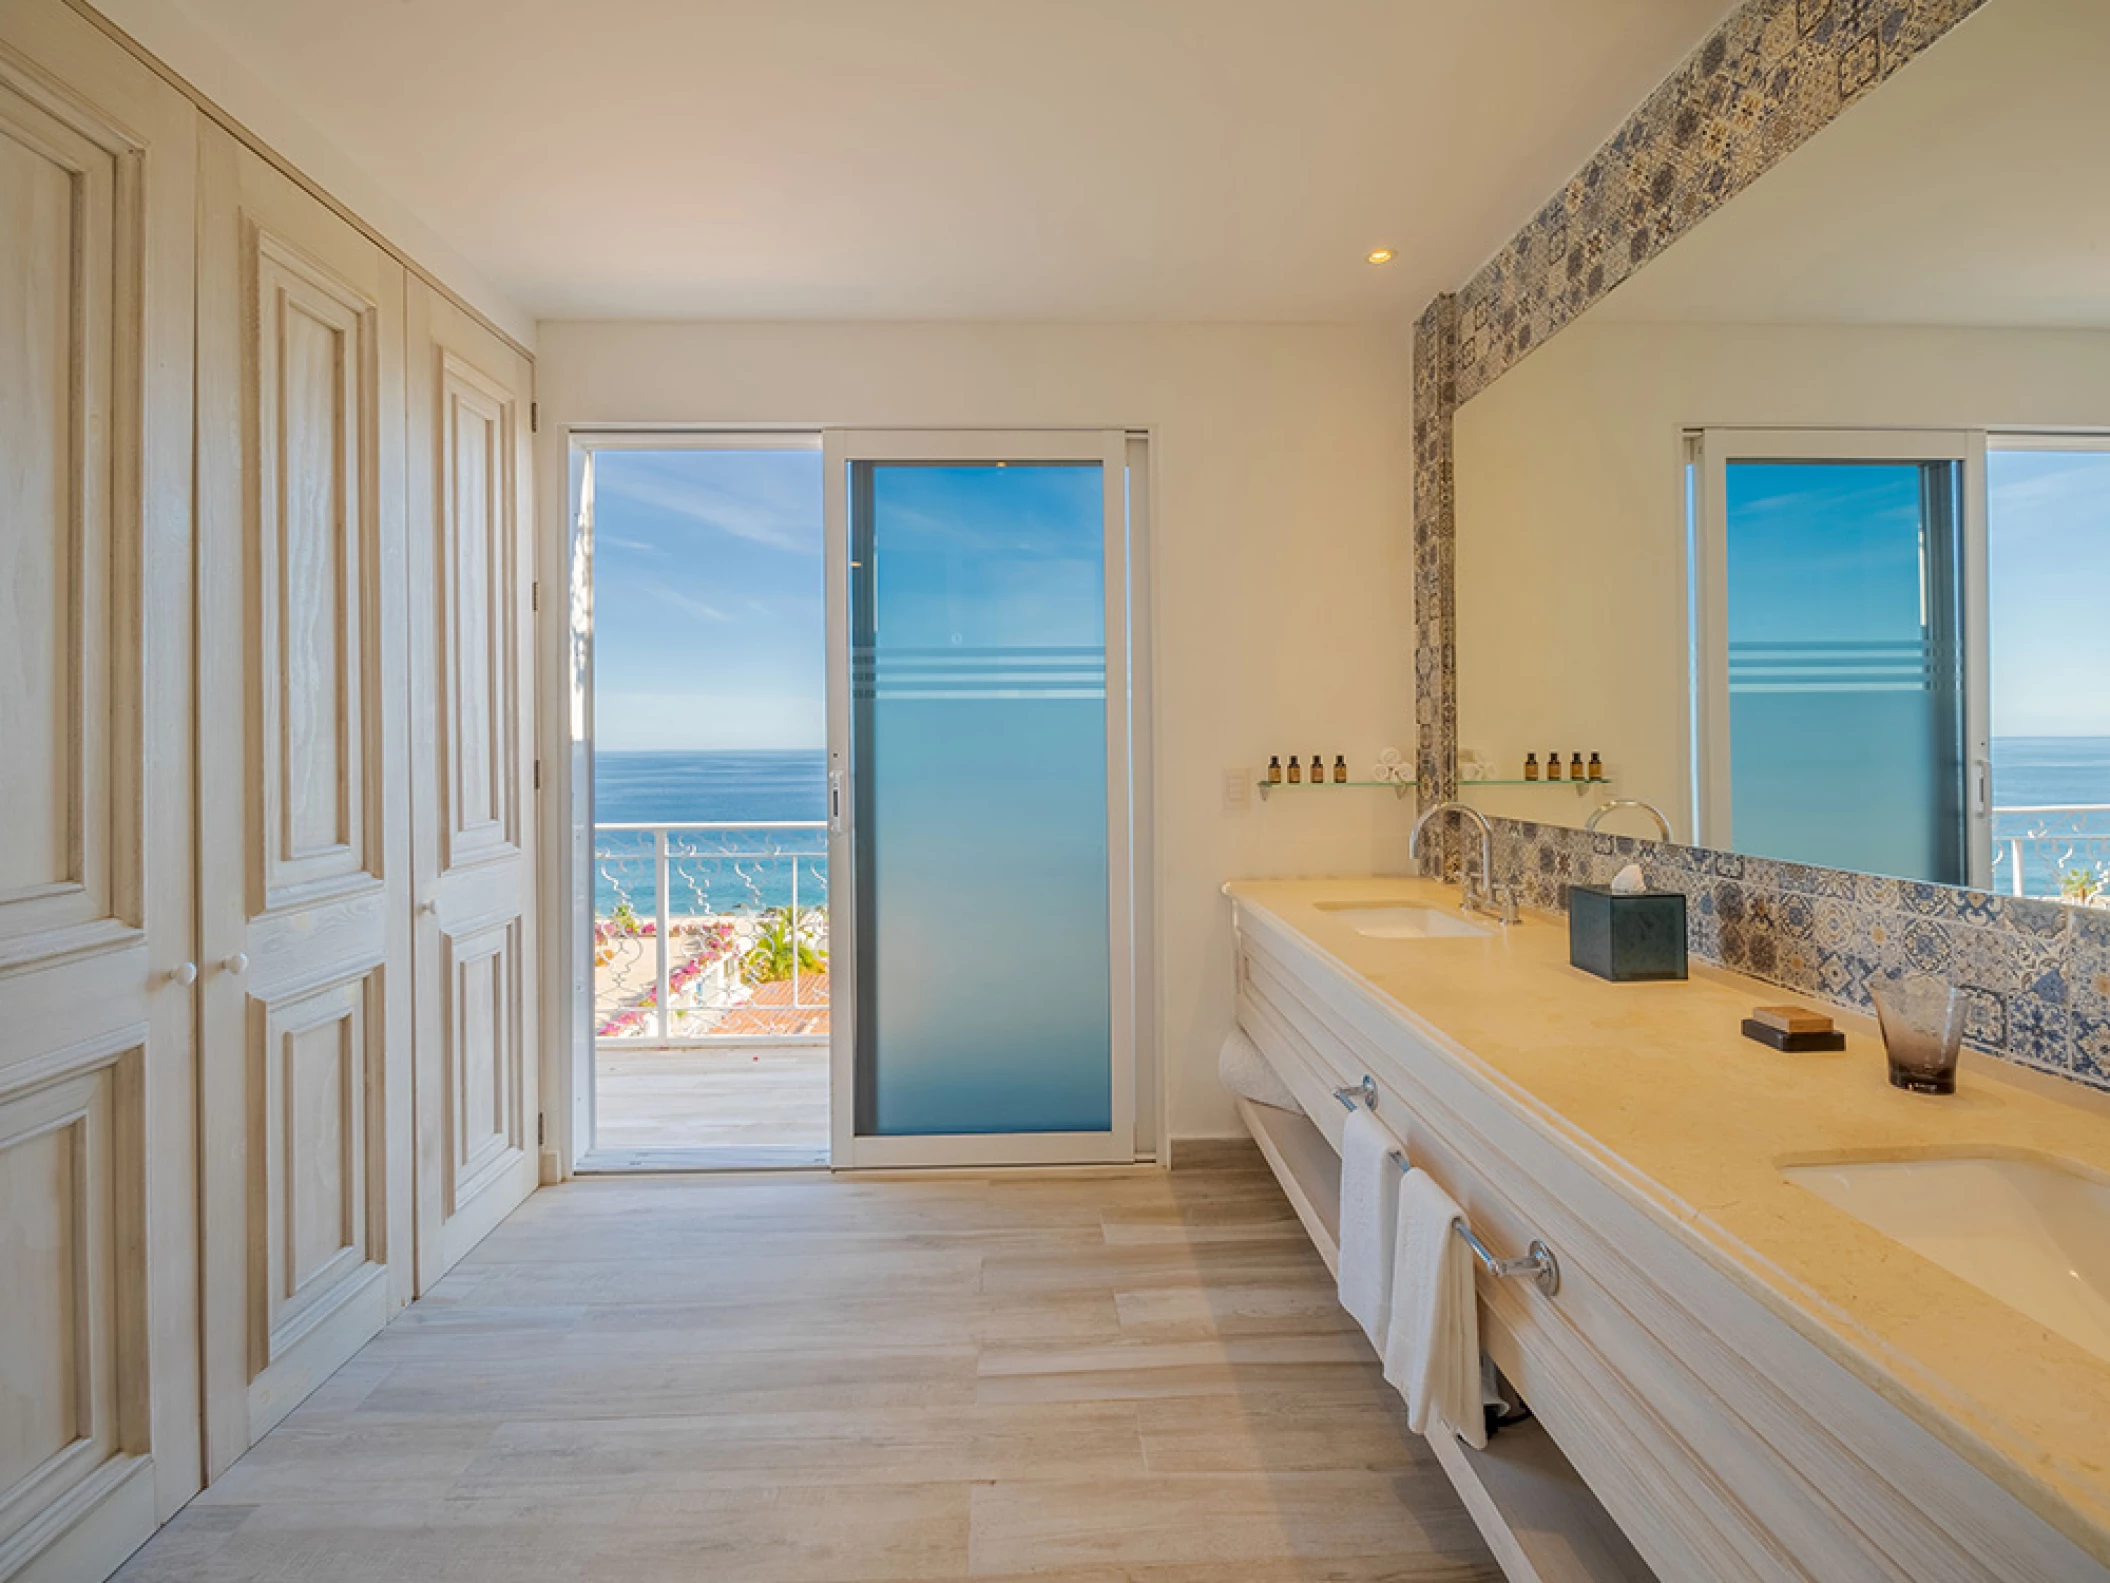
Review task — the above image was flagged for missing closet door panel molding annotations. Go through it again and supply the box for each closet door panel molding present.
[441,917,527,1216]
[248,967,389,1366]
[436,350,523,875]
[0,1037,149,1582]
[248,227,385,910]
[0,42,137,970]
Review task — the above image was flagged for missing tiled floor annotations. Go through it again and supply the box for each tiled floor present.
[116,1153,1499,1581]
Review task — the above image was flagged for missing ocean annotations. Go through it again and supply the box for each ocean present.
[594,750,827,918]
[1990,736,2110,899]
[589,739,2110,914]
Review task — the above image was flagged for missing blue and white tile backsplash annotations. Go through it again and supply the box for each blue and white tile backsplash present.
[1495,817,2110,1093]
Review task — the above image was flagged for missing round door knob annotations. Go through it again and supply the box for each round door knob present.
[169,962,198,987]
[223,953,250,976]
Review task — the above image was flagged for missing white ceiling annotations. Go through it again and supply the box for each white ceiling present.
[1595,0,2110,329]
[156,0,1735,324]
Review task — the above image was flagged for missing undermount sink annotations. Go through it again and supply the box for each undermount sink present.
[1782,1153,2110,1363]
[1312,901,1490,940]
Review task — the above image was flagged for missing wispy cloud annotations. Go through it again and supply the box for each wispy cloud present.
[1991,452,2110,545]
[651,587,731,623]
[595,451,821,554]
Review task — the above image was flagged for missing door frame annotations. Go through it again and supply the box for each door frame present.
[553,428,825,1172]
[539,425,1160,1175]
[1689,427,1989,885]
[822,427,1140,1169]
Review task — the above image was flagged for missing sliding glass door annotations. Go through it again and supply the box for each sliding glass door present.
[822,431,1135,1166]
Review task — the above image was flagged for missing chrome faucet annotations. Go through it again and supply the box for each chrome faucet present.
[1409,801,1518,923]
[1584,798,1674,841]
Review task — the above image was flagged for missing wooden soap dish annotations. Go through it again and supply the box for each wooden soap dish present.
[1742,1004,1846,1052]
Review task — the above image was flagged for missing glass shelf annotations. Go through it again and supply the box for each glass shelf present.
[1460,778,1613,792]
[1256,778,1416,801]
[1254,776,1614,801]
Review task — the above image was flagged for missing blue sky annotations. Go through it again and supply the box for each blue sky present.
[592,448,825,751]
[1989,449,2110,738]
[593,453,1108,752]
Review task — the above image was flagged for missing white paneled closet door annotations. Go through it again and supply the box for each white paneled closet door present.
[404,282,540,1291]
[194,121,416,1475]
[0,6,203,1579]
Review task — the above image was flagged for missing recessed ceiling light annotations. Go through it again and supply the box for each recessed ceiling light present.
[1366,248,1395,265]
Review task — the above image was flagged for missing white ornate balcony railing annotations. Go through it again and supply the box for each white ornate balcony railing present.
[1991,804,2110,907]
[593,821,830,1044]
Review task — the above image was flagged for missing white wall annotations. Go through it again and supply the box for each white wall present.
[1454,319,2110,840]
[536,320,1417,1143]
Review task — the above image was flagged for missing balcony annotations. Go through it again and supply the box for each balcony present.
[1992,804,2110,907]
[592,821,829,1161]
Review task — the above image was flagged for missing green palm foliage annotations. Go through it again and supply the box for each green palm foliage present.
[742,906,827,983]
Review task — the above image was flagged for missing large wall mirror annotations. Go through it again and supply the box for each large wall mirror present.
[1453,0,2110,910]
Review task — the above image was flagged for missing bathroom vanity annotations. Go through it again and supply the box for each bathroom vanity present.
[1225,877,2110,1582]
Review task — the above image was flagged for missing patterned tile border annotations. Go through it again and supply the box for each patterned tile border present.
[1453,0,1990,403]
[1409,0,2109,1091]
[1411,295,1458,828]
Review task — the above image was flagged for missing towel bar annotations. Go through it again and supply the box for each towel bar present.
[1386,1149,1561,1296]
[1333,1076,1378,1113]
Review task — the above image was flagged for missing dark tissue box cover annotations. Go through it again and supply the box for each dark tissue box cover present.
[1568,885,1687,982]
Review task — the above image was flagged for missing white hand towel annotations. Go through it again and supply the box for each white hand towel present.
[1218,1028,1301,1113]
[1335,1108,1399,1345]
[1382,1166,1486,1450]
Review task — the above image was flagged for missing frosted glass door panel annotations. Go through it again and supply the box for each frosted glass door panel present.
[852,463,1112,1135]
[1723,460,1966,884]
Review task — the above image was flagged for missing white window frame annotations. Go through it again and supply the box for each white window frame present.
[1689,427,1990,886]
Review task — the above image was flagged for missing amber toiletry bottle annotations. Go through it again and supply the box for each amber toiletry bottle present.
[1524,753,1539,781]
[1588,752,1603,782]
[1287,756,1301,784]
[1333,755,1347,784]
[1268,756,1282,784]
[1571,753,1585,781]
[1312,751,1325,786]
[1547,752,1562,781]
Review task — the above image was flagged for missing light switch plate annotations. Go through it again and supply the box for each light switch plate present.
[1223,769,1251,812]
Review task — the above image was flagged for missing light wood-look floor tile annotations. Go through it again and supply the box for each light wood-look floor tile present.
[117,1153,1498,1581]
[969,1472,1492,1575]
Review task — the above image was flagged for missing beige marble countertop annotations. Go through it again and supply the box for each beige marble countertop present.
[1224,874,2110,1565]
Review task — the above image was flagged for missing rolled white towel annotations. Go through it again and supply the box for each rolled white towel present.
[1382,1165,1486,1450]
[1218,1028,1300,1113]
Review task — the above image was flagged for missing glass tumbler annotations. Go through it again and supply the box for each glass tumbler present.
[1870,974,1966,1094]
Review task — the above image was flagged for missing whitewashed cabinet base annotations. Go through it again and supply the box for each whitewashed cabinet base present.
[1229,905,2103,1583]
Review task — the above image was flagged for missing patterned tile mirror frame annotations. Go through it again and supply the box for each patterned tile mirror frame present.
[1412,0,2110,1090]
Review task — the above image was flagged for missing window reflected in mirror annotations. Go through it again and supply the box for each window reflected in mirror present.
[1988,446,2110,904]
